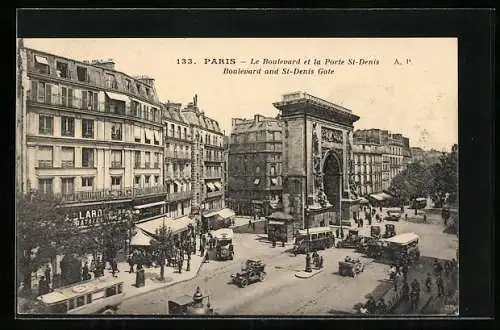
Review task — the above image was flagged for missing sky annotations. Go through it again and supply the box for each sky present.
[23,38,457,151]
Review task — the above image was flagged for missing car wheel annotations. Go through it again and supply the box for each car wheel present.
[259,272,265,281]
[240,279,248,288]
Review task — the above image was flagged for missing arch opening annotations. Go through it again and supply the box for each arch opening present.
[322,152,342,212]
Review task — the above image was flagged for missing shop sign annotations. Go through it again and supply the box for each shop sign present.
[64,207,131,228]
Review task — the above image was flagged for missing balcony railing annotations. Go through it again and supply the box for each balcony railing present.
[168,191,192,201]
[61,161,74,168]
[165,133,192,142]
[206,190,224,198]
[38,160,53,168]
[110,161,123,168]
[33,185,170,203]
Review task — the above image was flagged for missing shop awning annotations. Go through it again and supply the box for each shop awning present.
[206,182,216,191]
[144,129,153,141]
[216,208,235,219]
[105,91,129,102]
[136,215,195,236]
[134,127,142,139]
[253,178,260,185]
[203,210,219,218]
[268,220,285,225]
[35,55,49,65]
[213,182,222,190]
[134,201,166,210]
[359,197,369,204]
[130,229,155,246]
[380,192,393,199]
[267,211,293,221]
[369,193,385,201]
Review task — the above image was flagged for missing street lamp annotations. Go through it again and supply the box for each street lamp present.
[302,177,312,273]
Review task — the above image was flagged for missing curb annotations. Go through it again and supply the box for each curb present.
[294,269,323,279]
[122,259,205,302]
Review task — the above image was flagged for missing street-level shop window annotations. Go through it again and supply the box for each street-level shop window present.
[39,115,53,135]
[82,177,94,188]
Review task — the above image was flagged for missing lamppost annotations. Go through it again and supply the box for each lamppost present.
[302,177,312,273]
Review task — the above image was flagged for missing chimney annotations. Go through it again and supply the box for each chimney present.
[91,59,115,70]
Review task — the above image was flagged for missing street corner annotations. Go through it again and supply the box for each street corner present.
[295,268,324,279]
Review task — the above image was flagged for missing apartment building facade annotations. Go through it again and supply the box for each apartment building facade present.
[18,46,167,228]
[181,98,229,231]
[227,114,283,217]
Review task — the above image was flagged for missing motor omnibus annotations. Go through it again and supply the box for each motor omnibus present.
[293,227,334,254]
[368,232,420,265]
[35,276,125,314]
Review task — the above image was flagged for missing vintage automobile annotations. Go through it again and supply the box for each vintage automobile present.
[210,228,234,261]
[168,287,216,315]
[366,233,420,265]
[231,259,266,288]
[338,256,364,277]
[382,224,396,238]
[356,236,378,254]
[336,229,362,249]
[370,225,381,239]
[385,209,402,222]
[292,227,334,254]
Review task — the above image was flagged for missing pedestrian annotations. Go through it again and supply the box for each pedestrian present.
[411,279,421,295]
[319,256,324,269]
[436,275,445,297]
[252,221,256,232]
[44,264,51,285]
[433,259,443,277]
[248,219,252,228]
[282,240,285,248]
[200,243,205,258]
[423,214,427,223]
[364,295,376,314]
[178,258,183,274]
[379,206,382,212]
[425,273,432,292]
[410,288,419,311]
[38,276,48,296]
[405,213,408,221]
[389,264,397,280]
[335,228,340,238]
[82,262,90,281]
[402,281,410,302]
[128,254,134,273]
[393,271,400,291]
[402,263,409,282]
[204,249,209,263]
[376,298,388,314]
[111,259,117,278]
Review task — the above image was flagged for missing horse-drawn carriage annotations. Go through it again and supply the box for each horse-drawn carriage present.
[338,256,364,277]
[230,259,266,288]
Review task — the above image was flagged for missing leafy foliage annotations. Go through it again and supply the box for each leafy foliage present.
[387,162,431,201]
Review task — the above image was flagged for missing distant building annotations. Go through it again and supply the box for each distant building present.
[181,98,229,231]
[227,114,283,217]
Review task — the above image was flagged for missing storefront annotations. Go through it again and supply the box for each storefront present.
[135,214,196,243]
[266,212,295,243]
[133,196,167,221]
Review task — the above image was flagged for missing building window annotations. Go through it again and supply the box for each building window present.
[111,150,122,168]
[154,153,159,168]
[61,87,74,107]
[134,176,141,186]
[125,79,131,91]
[145,152,151,168]
[61,178,75,196]
[82,148,94,168]
[39,115,53,135]
[105,73,117,89]
[34,55,50,74]
[111,123,122,140]
[38,178,53,194]
[37,146,53,168]
[183,127,187,139]
[106,97,125,115]
[77,66,88,82]
[82,119,94,138]
[134,151,141,168]
[111,176,122,188]
[145,176,150,185]
[61,117,75,137]
[61,147,75,168]
[145,87,150,97]
[270,165,276,176]
[56,61,68,78]
[136,83,142,95]
[82,177,94,188]
[155,176,160,184]
[132,101,140,117]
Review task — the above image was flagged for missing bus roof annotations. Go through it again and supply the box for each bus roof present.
[382,232,419,245]
[211,228,234,240]
[37,276,124,305]
[298,227,332,236]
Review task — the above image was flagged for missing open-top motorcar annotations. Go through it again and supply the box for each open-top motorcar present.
[230,259,266,288]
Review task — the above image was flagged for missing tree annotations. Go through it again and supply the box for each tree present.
[388,162,430,203]
[150,225,174,281]
[426,144,458,206]
[16,193,78,296]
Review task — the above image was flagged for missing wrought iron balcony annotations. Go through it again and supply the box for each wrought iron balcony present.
[32,185,170,204]
[167,191,192,201]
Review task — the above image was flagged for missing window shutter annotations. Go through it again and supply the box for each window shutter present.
[51,84,59,105]
[68,88,73,107]
[31,80,38,101]
[81,91,87,110]
[45,84,52,103]
[93,92,98,111]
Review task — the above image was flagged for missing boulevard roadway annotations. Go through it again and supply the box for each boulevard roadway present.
[117,211,458,315]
